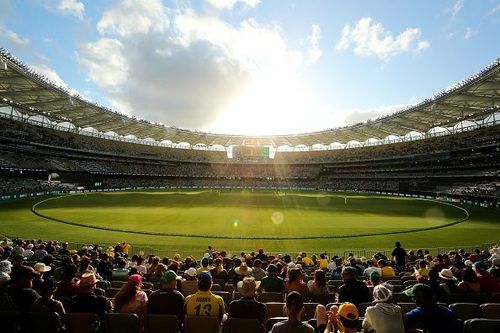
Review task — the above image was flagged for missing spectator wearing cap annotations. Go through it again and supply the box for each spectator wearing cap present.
[31,279,66,321]
[67,272,112,324]
[404,283,460,333]
[338,267,371,306]
[391,241,408,273]
[197,257,211,274]
[260,264,285,293]
[362,284,404,333]
[184,272,226,322]
[458,267,481,293]
[210,257,229,281]
[0,259,12,287]
[113,274,148,326]
[148,270,185,329]
[474,261,500,293]
[0,265,40,313]
[316,302,360,333]
[285,268,309,300]
[377,259,395,280]
[270,291,314,333]
[181,267,198,297]
[228,276,266,326]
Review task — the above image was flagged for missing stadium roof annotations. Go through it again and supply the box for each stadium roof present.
[0,48,499,148]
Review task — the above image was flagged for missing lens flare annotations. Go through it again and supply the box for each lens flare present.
[271,211,284,225]
[233,219,239,227]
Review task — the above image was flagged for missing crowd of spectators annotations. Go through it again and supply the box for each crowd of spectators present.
[0,237,499,332]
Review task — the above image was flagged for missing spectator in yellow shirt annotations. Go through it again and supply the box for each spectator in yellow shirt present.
[378,259,396,280]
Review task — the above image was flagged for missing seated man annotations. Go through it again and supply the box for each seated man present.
[338,267,371,306]
[378,259,396,280]
[148,270,184,330]
[271,291,314,333]
[0,265,40,313]
[260,264,284,293]
[228,277,266,326]
[404,283,460,333]
[67,272,112,323]
[184,272,226,322]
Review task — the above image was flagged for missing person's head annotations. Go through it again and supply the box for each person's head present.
[461,267,478,283]
[285,291,304,320]
[405,283,435,307]
[338,302,359,330]
[258,248,264,255]
[79,272,98,293]
[253,259,262,268]
[314,269,326,288]
[184,267,197,280]
[335,257,343,267]
[161,270,181,289]
[438,268,457,284]
[115,257,127,269]
[288,268,302,283]
[267,264,278,275]
[395,241,401,248]
[474,262,487,273]
[10,265,39,288]
[114,274,142,311]
[39,279,57,298]
[341,266,357,282]
[237,276,260,298]
[63,264,78,280]
[197,272,212,291]
[0,260,12,274]
[428,267,439,282]
[201,257,209,268]
[418,260,427,269]
[369,271,381,285]
[377,259,386,268]
[136,257,144,266]
[372,284,392,303]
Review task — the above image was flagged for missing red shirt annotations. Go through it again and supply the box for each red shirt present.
[477,272,500,293]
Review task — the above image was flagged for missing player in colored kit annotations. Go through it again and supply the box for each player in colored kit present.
[184,271,226,322]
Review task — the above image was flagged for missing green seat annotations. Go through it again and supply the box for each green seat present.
[449,303,480,321]
[106,313,140,333]
[27,312,62,333]
[146,314,180,333]
[224,318,263,333]
[184,315,220,333]
[463,318,500,333]
[480,303,500,319]
[265,302,285,320]
[0,310,21,333]
[66,313,100,333]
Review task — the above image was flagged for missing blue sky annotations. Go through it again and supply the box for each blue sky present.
[1,0,499,135]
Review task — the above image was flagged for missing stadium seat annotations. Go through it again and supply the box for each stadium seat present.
[66,313,100,333]
[106,313,140,333]
[224,284,235,293]
[223,318,263,333]
[265,317,287,333]
[402,280,418,289]
[257,292,284,303]
[357,302,372,317]
[265,302,286,320]
[398,302,416,314]
[184,315,220,333]
[0,311,21,333]
[302,303,319,320]
[480,303,500,319]
[393,292,413,303]
[111,281,126,288]
[97,280,110,290]
[27,312,62,333]
[309,292,336,306]
[449,303,481,321]
[106,287,121,298]
[213,291,232,308]
[211,284,222,291]
[463,318,500,333]
[212,279,227,288]
[146,314,180,333]
[142,282,154,290]
[464,292,490,304]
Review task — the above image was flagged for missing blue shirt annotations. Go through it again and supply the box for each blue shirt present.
[405,305,460,333]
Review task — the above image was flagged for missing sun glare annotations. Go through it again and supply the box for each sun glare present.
[208,71,318,135]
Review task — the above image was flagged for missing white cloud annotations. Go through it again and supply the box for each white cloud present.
[487,3,500,15]
[77,2,318,132]
[29,64,68,88]
[450,0,464,17]
[336,17,430,60]
[464,27,478,40]
[77,38,128,88]
[97,0,169,37]
[56,0,85,19]
[0,26,30,47]
[307,24,323,64]
[206,0,260,10]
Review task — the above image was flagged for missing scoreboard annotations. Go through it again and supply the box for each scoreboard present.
[232,146,270,160]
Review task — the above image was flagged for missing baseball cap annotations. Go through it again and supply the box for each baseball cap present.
[338,302,359,321]
[162,270,182,283]
[404,283,433,298]
[129,274,143,284]
[199,271,212,282]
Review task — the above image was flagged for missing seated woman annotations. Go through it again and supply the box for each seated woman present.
[285,268,310,300]
[270,291,314,333]
[113,274,148,327]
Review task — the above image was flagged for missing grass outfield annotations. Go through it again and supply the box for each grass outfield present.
[0,189,498,256]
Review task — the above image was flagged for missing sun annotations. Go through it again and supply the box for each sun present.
[208,71,318,136]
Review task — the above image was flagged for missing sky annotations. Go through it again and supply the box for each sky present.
[0,0,499,135]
